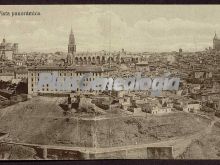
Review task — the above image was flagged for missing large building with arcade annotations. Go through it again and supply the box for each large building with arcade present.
[66,28,141,65]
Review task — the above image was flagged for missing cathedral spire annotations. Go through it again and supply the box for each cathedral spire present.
[68,27,76,55]
[70,26,73,35]
[69,27,75,44]
[214,31,218,40]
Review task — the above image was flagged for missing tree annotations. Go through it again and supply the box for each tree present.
[16,81,28,94]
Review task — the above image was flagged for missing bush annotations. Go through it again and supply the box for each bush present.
[215,111,220,118]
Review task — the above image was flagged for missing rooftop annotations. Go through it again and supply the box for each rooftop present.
[27,65,114,73]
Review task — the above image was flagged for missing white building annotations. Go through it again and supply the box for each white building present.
[27,66,112,95]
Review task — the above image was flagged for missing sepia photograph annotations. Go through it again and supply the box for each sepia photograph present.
[0,5,219,160]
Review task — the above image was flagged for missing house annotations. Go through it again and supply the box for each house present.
[0,73,14,82]
[118,95,132,111]
[189,84,201,94]
[11,78,22,84]
[128,106,145,116]
[150,106,172,115]
[133,107,142,114]
[142,97,173,115]
[193,70,212,79]
[183,102,201,113]
[135,62,150,72]
[135,99,147,105]
[14,68,28,79]
[194,71,205,79]
[119,96,130,104]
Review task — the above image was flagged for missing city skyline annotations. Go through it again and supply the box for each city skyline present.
[1,5,220,53]
[0,5,220,161]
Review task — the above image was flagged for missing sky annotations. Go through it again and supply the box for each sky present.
[0,5,220,53]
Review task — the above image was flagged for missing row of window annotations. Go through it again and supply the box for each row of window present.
[31,77,97,82]
[30,88,102,92]
[30,72,103,76]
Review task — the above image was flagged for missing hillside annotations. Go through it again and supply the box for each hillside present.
[0,96,210,148]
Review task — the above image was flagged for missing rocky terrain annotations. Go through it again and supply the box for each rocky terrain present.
[0,96,218,159]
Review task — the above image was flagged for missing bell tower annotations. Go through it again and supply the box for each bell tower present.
[68,27,76,64]
[68,27,76,54]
